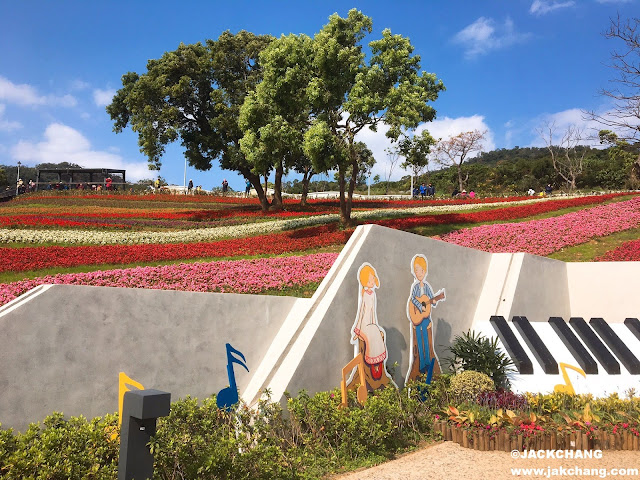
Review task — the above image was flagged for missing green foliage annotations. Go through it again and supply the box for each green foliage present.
[449,371,495,403]
[303,9,444,222]
[0,386,442,479]
[0,167,7,187]
[399,130,436,179]
[0,413,119,479]
[107,31,275,209]
[445,330,514,390]
[287,385,433,473]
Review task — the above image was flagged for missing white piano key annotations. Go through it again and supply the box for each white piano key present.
[473,318,640,397]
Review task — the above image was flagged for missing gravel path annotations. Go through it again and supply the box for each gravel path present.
[331,441,640,479]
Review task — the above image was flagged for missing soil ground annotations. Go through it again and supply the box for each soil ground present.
[331,441,640,479]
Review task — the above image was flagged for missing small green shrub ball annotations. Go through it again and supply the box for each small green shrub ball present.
[449,370,495,402]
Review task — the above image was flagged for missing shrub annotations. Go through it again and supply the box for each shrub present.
[0,413,118,479]
[449,371,495,403]
[445,330,514,389]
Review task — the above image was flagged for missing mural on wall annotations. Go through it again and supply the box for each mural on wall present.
[341,263,396,407]
[405,254,446,385]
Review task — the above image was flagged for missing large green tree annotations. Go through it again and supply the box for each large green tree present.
[302,9,444,224]
[107,31,275,210]
[239,34,315,209]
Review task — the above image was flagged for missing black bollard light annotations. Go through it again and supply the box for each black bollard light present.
[118,389,171,480]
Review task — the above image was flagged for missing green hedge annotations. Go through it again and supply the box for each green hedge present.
[0,381,442,480]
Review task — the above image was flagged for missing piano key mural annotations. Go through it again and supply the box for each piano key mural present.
[477,315,640,396]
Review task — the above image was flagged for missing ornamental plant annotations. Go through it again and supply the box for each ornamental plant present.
[444,330,515,390]
[448,371,495,403]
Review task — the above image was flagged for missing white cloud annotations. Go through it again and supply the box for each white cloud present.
[0,76,77,107]
[453,17,531,58]
[93,88,116,107]
[0,104,22,132]
[529,107,639,147]
[71,80,90,90]
[418,115,496,151]
[11,123,151,181]
[530,0,575,15]
[355,115,495,181]
[595,0,632,3]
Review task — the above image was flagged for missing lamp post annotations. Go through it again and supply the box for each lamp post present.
[16,161,21,195]
[183,157,187,195]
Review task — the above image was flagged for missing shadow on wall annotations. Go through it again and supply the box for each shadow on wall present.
[434,317,452,369]
[386,326,407,386]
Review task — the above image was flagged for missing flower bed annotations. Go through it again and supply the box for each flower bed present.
[596,239,640,261]
[375,193,632,230]
[434,420,640,451]
[439,197,640,255]
[0,224,351,273]
[0,252,339,306]
[0,215,130,229]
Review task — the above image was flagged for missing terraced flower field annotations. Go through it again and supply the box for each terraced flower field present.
[1,190,638,306]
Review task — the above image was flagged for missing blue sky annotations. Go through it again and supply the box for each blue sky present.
[0,0,636,190]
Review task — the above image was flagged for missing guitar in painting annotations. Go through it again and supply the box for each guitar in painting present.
[409,290,445,326]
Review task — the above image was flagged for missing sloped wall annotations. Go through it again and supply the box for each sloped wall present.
[0,285,298,430]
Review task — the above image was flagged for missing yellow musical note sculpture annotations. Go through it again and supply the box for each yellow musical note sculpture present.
[554,363,586,395]
[107,372,145,440]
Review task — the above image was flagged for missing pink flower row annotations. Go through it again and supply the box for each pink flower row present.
[0,253,339,307]
[439,197,640,256]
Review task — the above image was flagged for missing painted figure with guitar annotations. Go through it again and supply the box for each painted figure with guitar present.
[406,254,445,382]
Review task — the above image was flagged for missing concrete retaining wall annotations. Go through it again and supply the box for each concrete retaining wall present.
[0,285,298,430]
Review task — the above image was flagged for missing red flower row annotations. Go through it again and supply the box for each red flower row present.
[23,192,534,207]
[0,224,352,273]
[374,194,632,230]
[0,208,337,225]
[596,239,640,261]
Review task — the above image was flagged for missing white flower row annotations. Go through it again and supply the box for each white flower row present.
[0,197,556,245]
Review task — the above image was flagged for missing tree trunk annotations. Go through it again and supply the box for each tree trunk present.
[347,157,359,221]
[238,167,270,212]
[338,166,349,225]
[457,163,464,192]
[272,164,284,210]
[300,169,314,207]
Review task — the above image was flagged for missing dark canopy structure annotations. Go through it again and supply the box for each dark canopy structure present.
[35,168,126,190]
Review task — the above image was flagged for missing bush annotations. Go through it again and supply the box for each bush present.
[445,330,514,389]
[0,413,118,479]
[449,371,495,403]
[0,385,442,480]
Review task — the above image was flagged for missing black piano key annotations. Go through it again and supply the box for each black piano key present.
[490,315,533,374]
[625,318,640,343]
[548,317,598,374]
[569,317,620,374]
[590,318,640,375]
[512,316,558,374]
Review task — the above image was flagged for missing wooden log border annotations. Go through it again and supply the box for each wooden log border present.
[434,421,640,451]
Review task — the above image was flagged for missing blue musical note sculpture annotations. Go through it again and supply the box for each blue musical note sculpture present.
[216,343,249,411]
